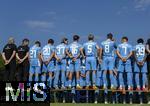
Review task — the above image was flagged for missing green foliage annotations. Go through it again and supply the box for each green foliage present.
[0,54,5,71]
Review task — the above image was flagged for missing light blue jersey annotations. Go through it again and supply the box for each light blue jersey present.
[83,41,98,57]
[68,41,82,58]
[101,39,116,57]
[54,43,68,87]
[41,44,55,61]
[117,42,133,88]
[83,41,98,71]
[41,44,55,73]
[55,43,67,59]
[117,42,132,58]
[101,39,116,71]
[134,43,147,73]
[134,43,146,62]
[29,45,41,66]
[67,41,82,73]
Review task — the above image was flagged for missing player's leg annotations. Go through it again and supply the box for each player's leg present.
[102,58,108,89]
[134,63,140,90]
[35,66,41,81]
[75,59,81,89]
[29,66,34,82]
[126,63,133,90]
[41,64,47,82]
[85,57,90,88]
[108,57,116,89]
[91,57,97,89]
[141,63,148,90]
[54,62,61,89]
[47,61,54,88]
[61,59,67,89]
[68,62,73,88]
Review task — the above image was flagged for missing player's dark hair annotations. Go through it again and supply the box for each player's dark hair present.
[147,38,150,45]
[48,39,54,44]
[61,37,68,43]
[88,34,94,40]
[107,33,113,39]
[22,38,29,43]
[73,35,80,41]
[137,38,144,44]
[35,41,41,47]
[122,36,128,41]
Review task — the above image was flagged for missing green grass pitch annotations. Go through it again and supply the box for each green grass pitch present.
[50,103,150,106]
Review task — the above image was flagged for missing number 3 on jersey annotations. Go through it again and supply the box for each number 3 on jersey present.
[136,46,145,56]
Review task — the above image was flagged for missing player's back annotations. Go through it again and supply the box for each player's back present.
[101,39,116,57]
[117,42,132,58]
[83,41,97,57]
[29,45,41,66]
[68,41,82,57]
[55,43,67,59]
[41,44,54,61]
[134,43,146,62]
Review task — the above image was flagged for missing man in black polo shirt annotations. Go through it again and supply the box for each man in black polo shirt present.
[146,39,150,104]
[16,38,30,81]
[2,37,17,81]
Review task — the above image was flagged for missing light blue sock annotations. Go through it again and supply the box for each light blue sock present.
[41,74,46,82]
[86,71,90,86]
[103,71,107,86]
[92,71,96,84]
[29,75,33,82]
[35,74,39,81]
[142,73,148,86]
[135,73,140,87]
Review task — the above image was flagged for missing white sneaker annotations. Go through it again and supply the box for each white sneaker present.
[148,101,150,104]
[63,99,65,103]
[61,85,66,89]
[72,100,75,103]
[104,101,108,104]
[94,100,98,104]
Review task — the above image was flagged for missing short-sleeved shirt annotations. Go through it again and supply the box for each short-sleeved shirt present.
[41,44,55,61]
[133,43,146,62]
[83,41,98,57]
[29,45,41,66]
[100,39,116,57]
[146,42,150,61]
[68,41,82,58]
[55,43,67,59]
[17,45,29,63]
[3,43,17,61]
[117,42,132,58]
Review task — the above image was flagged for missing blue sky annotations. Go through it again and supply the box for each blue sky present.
[0,0,150,49]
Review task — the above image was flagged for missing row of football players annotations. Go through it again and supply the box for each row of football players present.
[28,33,149,91]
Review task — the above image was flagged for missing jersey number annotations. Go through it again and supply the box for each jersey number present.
[30,50,37,58]
[105,45,109,53]
[71,47,78,55]
[43,48,51,55]
[87,45,92,53]
[122,46,127,55]
[57,47,65,55]
[136,47,145,56]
